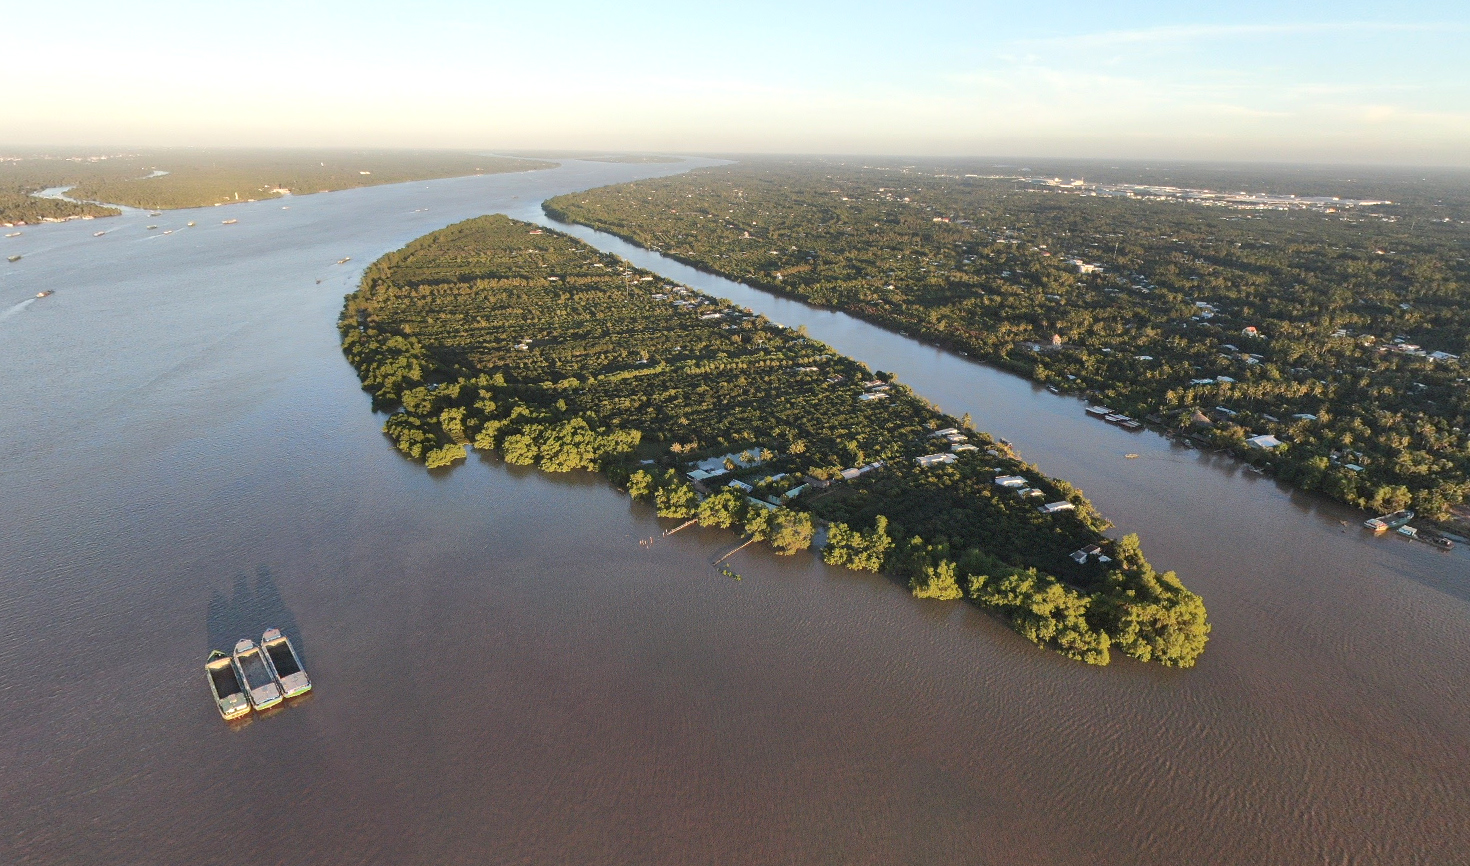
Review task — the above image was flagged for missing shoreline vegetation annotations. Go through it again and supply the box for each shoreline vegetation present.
[339,214,1209,667]
[0,149,554,224]
[542,161,1470,530]
[500,151,685,164]
[0,188,118,226]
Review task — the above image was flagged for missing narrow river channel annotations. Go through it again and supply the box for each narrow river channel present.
[1,160,1465,865]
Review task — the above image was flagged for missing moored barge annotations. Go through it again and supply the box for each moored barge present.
[261,628,311,698]
[206,650,251,720]
[232,639,283,710]
[1364,510,1414,532]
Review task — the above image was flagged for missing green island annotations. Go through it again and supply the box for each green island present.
[0,149,553,223]
[339,214,1209,667]
[0,187,117,227]
[543,161,1470,529]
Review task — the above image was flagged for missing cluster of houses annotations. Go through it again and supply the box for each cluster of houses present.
[857,379,891,401]
[681,447,810,509]
[914,427,979,462]
[1069,544,1112,565]
[1381,338,1459,363]
[1031,176,1392,213]
[1,213,98,227]
[913,429,1075,515]
[647,285,763,330]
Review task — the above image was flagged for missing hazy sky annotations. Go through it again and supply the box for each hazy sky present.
[6,0,1468,164]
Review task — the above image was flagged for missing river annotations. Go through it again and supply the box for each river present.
[2,159,1466,865]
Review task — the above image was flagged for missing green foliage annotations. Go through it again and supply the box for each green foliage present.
[655,480,698,518]
[338,214,1206,667]
[970,567,1111,666]
[626,470,656,501]
[0,188,116,226]
[383,412,437,459]
[547,161,1470,522]
[742,506,773,540]
[697,488,749,528]
[424,443,467,468]
[768,508,815,555]
[911,559,963,600]
[822,515,893,571]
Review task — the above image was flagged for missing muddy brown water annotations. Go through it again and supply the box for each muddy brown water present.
[1,159,1465,865]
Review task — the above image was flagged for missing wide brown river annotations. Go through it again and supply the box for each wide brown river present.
[2,159,1466,865]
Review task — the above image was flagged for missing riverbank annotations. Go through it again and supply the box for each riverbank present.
[1,149,555,221]
[543,164,1470,528]
[0,188,118,226]
[2,160,1465,865]
[341,214,1207,666]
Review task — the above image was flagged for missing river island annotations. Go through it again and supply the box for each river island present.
[340,214,1209,666]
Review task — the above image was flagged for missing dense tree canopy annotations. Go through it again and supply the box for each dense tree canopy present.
[339,214,1208,666]
[545,161,1470,524]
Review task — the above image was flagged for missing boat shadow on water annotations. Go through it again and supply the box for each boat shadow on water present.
[206,566,308,669]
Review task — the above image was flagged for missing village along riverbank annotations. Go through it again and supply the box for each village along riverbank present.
[0,159,1464,864]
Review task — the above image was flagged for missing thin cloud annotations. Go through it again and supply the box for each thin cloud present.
[1023,20,1455,51]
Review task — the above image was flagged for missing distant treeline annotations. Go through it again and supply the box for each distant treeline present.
[0,150,553,221]
[339,214,1209,667]
[0,188,117,226]
[544,161,1470,524]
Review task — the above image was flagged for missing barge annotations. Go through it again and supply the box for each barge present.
[232,639,283,710]
[206,650,251,720]
[1364,510,1414,532]
[261,628,311,698]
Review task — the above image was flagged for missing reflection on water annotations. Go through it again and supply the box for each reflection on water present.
[0,160,1467,865]
[206,566,307,664]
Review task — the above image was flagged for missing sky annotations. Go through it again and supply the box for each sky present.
[5,0,1468,165]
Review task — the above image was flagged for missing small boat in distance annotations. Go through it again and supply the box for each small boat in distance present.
[1104,413,1131,424]
[261,628,311,698]
[36,290,53,298]
[221,219,237,225]
[148,212,162,217]
[1426,535,1455,550]
[232,639,283,710]
[1396,526,1418,539]
[146,225,158,230]
[1086,406,1113,417]
[6,255,20,263]
[4,231,19,238]
[206,650,251,720]
[94,231,106,237]
[1364,510,1414,532]
[186,221,196,227]
[336,257,351,264]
